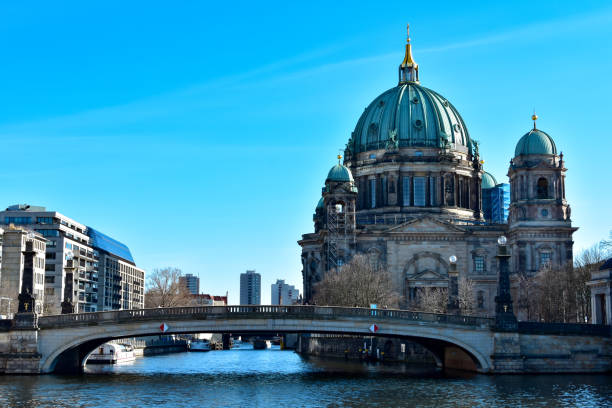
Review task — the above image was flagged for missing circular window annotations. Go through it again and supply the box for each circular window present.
[443,100,449,107]
[412,97,419,104]
[414,119,423,129]
[453,124,460,133]
[541,209,549,217]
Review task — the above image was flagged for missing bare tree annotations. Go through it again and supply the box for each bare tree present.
[312,254,399,308]
[144,267,194,308]
[417,287,448,314]
[458,276,476,316]
[515,242,607,323]
[599,230,612,255]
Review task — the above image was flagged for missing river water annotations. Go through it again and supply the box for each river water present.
[0,346,610,407]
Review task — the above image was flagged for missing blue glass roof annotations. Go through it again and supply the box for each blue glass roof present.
[86,226,135,264]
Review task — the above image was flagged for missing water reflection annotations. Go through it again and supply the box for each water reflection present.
[0,348,610,408]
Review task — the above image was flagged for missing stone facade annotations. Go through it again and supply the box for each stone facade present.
[298,33,575,317]
[0,227,46,316]
[588,259,612,325]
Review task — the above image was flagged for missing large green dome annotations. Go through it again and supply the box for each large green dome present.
[326,164,353,182]
[348,83,471,155]
[514,129,557,157]
[481,171,498,189]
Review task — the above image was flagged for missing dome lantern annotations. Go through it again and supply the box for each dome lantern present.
[399,24,419,84]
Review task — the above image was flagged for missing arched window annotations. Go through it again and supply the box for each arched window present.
[537,177,548,199]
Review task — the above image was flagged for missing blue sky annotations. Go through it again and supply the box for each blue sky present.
[1,1,611,304]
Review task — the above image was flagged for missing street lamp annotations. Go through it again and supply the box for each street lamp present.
[494,235,517,331]
[447,255,459,314]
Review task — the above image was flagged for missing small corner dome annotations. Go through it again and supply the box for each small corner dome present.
[326,164,353,183]
[316,197,324,210]
[481,171,498,189]
[514,129,557,157]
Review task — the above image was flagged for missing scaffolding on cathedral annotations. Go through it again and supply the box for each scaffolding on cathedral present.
[326,203,354,271]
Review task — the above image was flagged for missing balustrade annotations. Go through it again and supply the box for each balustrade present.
[37,305,494,329]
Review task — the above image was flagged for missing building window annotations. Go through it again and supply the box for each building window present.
[537,177,549,199]
[403,177,411,206]
[414,177,426,206]
[381,177,387,206]
[477,291,485,309]
[429,177,436,206]
[45,288,55,296]
[36,217,54,224]
[5,216,31,225]
[35,229,59,237]
[540,252,552,269]
[370,179,376,208]
[45,276,55,284]
[474,256,485,274]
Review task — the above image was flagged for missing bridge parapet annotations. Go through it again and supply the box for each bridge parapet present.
[37,305,494,329]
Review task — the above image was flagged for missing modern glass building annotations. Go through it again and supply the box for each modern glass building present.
[0,205,145,314]
[482,173,510,224]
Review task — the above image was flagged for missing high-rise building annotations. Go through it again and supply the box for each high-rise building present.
[0,226,46,315]
[0,205,145,314]
[179,273,200,295]
[239,270,260,305]
[88,227,145,311]
[271,279,300,305]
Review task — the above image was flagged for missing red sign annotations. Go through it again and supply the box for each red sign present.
[369,324,378,333]
[160,323,169,332]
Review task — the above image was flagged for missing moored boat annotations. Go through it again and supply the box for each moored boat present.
[87,343,136,364]
[189,339,211,352]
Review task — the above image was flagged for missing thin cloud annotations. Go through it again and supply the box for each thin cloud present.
[1,8,611,139]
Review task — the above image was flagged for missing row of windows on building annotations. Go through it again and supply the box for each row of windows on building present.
[511,176,565,201]
[357,175,476,210]
[364,176,436,208]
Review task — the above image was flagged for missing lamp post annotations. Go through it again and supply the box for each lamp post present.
[447,255,459,314]
[494,236,517,331]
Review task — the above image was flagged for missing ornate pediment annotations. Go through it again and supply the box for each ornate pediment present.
[385,216,466,234]
[407,269,447,280]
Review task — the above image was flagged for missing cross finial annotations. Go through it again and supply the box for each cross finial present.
[337,154,342,163]
[407,23,410,43]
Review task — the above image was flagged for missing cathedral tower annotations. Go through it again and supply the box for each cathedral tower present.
[508,115,576,275]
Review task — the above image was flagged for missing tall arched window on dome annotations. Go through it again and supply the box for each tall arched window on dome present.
[537,177,549,199]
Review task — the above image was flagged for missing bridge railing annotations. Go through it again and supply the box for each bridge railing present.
[37,305,494,329]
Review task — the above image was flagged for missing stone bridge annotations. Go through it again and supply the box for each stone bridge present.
[0,305,610,374]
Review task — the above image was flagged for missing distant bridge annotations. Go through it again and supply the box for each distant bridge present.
[1,305,610,374]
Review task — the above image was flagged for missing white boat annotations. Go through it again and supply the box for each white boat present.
[87,343,136,364]
[188,339,211,352]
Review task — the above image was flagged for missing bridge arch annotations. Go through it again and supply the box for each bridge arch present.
[37,306,494,374]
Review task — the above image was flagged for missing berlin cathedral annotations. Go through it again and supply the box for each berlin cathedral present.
[298,27,576,316]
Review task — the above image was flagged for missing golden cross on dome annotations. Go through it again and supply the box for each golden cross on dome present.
[407,24,410,43]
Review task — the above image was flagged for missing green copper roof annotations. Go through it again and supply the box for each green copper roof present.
[481,171,498,189]
[514,129,557,157]
[349,83,471,154]
[316,197,324,210]
[326,164,353,182]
